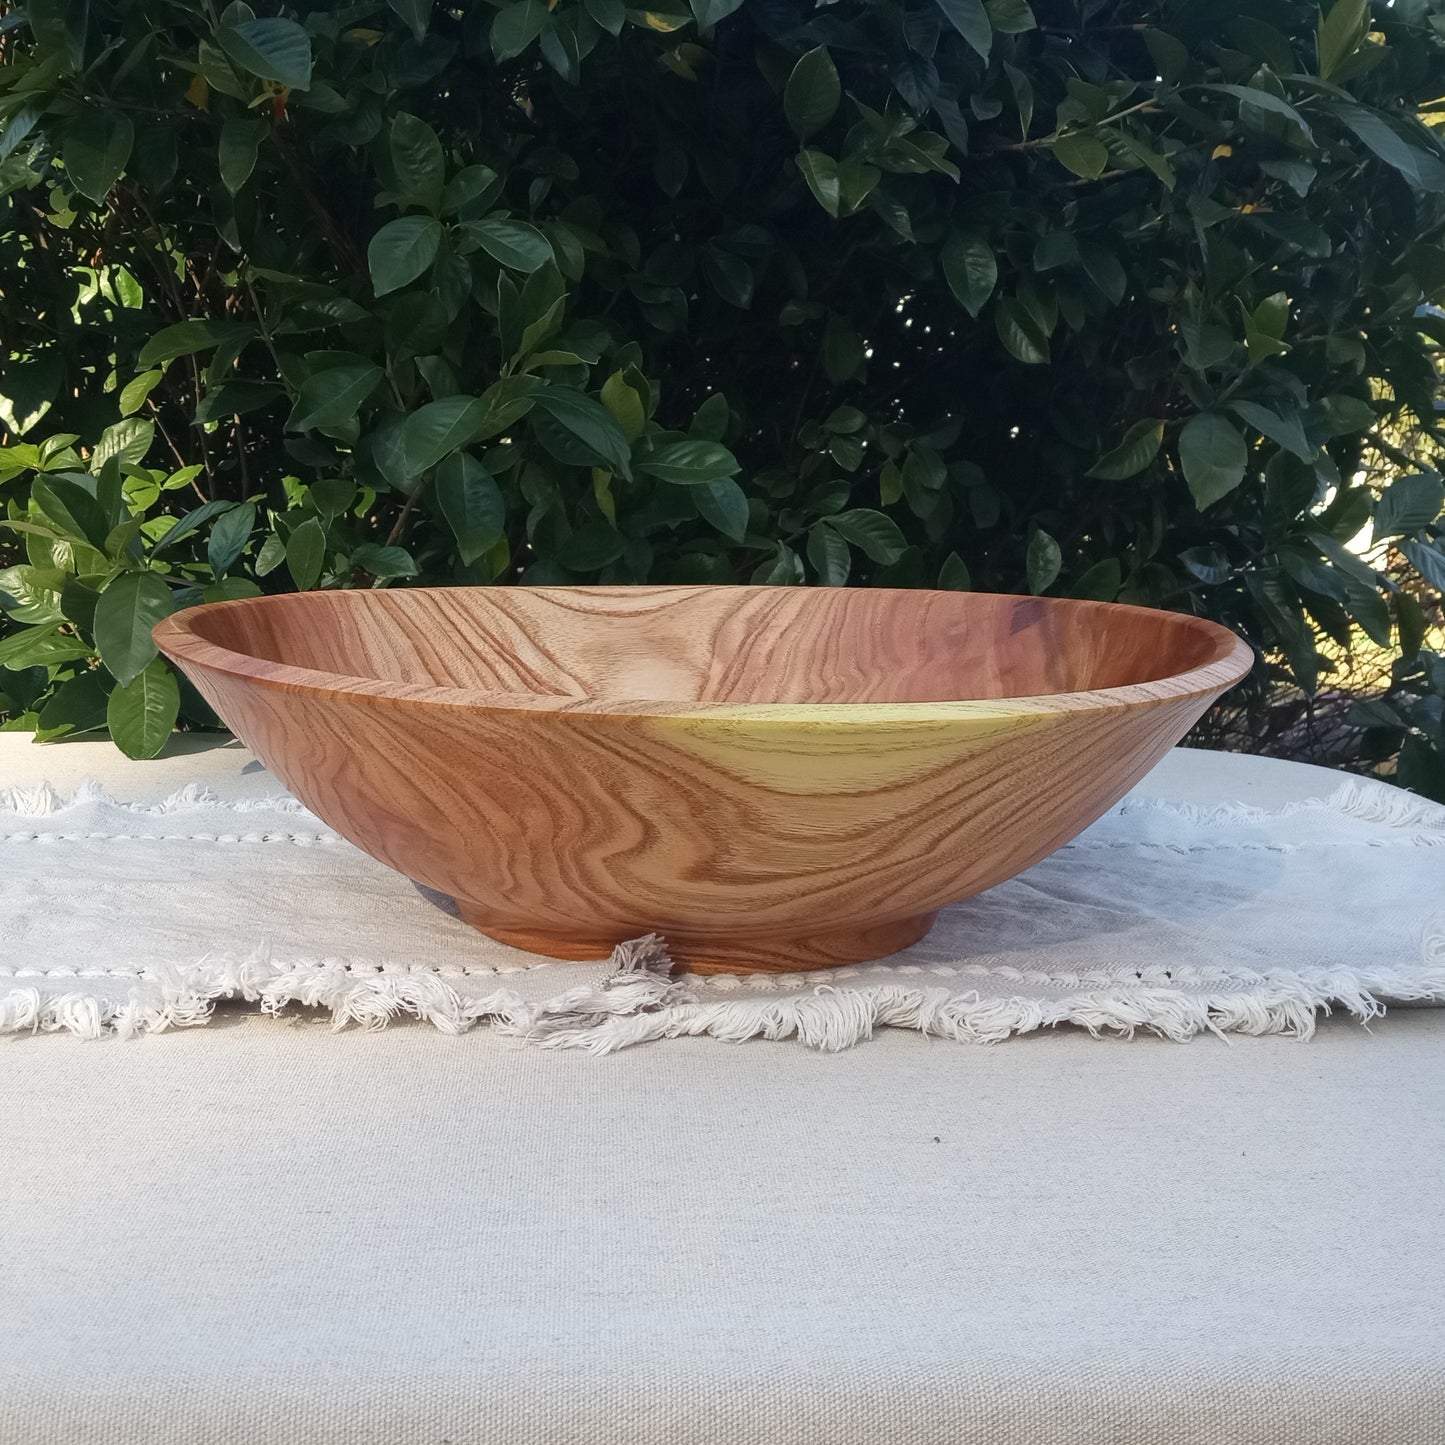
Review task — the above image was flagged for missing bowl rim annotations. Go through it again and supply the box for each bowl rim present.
[152,584,1255,722]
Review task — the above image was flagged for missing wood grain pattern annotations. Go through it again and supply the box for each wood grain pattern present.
[154,586,1253,972]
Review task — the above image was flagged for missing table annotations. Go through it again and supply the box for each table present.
[2,735,1442,1445]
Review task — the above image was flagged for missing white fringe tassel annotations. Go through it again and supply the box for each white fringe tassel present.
[1115,776,1445,835]
[0,949,534,1041]
[0,780,319,819]
[4,930,1444,1053]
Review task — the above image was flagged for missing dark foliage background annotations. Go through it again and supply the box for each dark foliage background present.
[0,0,1443,786]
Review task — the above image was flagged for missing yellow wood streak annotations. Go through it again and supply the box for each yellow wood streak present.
[651,708,1047,794]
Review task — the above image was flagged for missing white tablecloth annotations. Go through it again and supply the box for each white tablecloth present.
[2,736,1443,1444]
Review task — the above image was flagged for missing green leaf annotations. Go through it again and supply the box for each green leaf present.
[1179,546,1230,586]
[1071,557,1120,600]
[492,0,550,60]
[310,480,356,520]
[285,517,326,591]
[985,0,1034,33]
[1396,592,1429,659]
[702,247,755,308]
[531,388,634,477]
[31,476,111,550]
[1326,104,1445,191]
[994,298,1049,365]
[1316,393,1376,437]
[1399,735,1445,806]
[592,469,617,526]
[203,578,264,604]
[826,508,907,564]
[467,218,554,273]
[474,376,546,439]
[637,439,741,485]
[119,371,163,417]
[369,217,442,297]
[1343,580,1391,648]
[386,0,433,42]
[0,565,64,626]
[209,501,256,575]
[93,418,154,470]
[784,47,841,142]
[1026,527,1061,594]
[1080,242,1126,305]
[1258,158,1316,197]
[435,452,505,564]
[441,165,502,218]
[1144,28,1189,85]
[36,669,111,740]
[933,0,991,60]
[389,114,445,212]
[1228,400,1313,461]
[0,627,92,670]
[1051,132,1109,179]
[586,0,626,34]
[1032,232,1076,273]
[1343,698,1403,732]
[218,17,313,90]
[107,659,179,760]
[93,571,175,686]
[752,543,803,585]
[255,534,286,577]
[1317,0,1367,83]
[60,578,100,633]
[559,524,626,571]
[194,380,281,426]
[392,397,490,478]
[693,477,749,542]
[1209,84,1312,141]
[796,150,841,217]
[601,371,647,441]
[1249,572,1320,692]
[807,521,850,584]
[821,314,864,384]
[62,115,134,201]
[1179,413,1248,510]
[0,105,41,167]
[690,393,731,442]
[219,117,266,196]
[151,499,234,556]
[139,319,253,369]
[1086,419,1164,480]
[287,361,383,432]
[351,542,419,579]
[1002,61,1033,142]
[938,551,971,590]
[1375,474,1445,539]
[940,230,996,318]
[1241,292,1290,365]
[690,0,744,26]
[1400,540,1445,594]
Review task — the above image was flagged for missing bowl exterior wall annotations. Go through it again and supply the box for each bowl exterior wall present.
[167,656,1222,971]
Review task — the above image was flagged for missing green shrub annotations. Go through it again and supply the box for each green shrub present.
[0,0,1443,787]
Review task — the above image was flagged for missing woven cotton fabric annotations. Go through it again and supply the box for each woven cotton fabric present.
[2,755,1442,1049]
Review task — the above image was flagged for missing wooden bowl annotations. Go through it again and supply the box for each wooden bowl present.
[155,586,1252,973]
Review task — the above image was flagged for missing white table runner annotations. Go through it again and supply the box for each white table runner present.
[4,739,1445,1445]
[3,747,1442,1049]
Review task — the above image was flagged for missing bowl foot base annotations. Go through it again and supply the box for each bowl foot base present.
[455,905,938,975]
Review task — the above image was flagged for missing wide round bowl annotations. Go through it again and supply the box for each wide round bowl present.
[154,585,1251,973]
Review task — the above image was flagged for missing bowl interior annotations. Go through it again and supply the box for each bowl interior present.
[180,586,1234,706]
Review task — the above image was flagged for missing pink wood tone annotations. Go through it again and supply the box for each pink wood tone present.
[155,586,1253,972]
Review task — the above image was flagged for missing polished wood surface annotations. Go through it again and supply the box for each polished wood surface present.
[154,586,1253,972]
